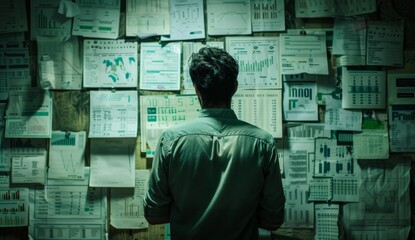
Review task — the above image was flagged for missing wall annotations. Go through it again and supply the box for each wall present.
[0,0,414,239]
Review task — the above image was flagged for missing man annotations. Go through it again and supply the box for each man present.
[144,47,285,240]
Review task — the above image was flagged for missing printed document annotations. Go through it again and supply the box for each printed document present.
[140,42,181,91]
[282,180,314,228]
[226,37,280,89]
[89,91,138,138]
[30,0,72,40]
[48,131,86,180]
[0,0,28,33]
[341,68,386,109]
[0,41,30,100]
[72,0,120,39]
[207,0,252,36]
[343,159,411,240]
[324,97,362,131]
[295,0,376,18]
[161,0,205,41]
[251,0,285,32]
[140,95,201,156]
[5,88,52,138]
[315,203,339,240]
[83,39,138,88]
[283,82,318,121]
[353,113,389,159]
[37,36,82,90]
[387,73,415,105]
[231,89,283,138]
[279,34,329,75]
[0,129,11,172]
[12,155,47,184]
[388,105,415,152]
[332,17,366,66]
[366,21,404,67]
[110,169,150,229]
[0,188,29,227]
[90,138,136,187]
[29,169,107,240]
[126,0,170,37]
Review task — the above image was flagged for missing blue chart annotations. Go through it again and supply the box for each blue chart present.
[0,188,28,227]
[314,138,356,177]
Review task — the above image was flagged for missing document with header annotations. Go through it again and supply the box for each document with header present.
[6,88,52,138]
[279,34,329,75]
[140,42,181,91]
[89,91,138,138]
[72,0,120,39]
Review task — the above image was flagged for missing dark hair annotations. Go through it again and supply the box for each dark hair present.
[188,47,239,108]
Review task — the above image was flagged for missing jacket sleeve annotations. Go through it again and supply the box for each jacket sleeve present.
[143,135,172,225]
[257,140,285,230]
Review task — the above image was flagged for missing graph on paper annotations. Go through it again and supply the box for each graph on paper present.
[0,188,29,227]
[251,0,285,32]
[226,37,280,88]
[48,131,86,179]
[314,138,356,177]
[30,0,72,39]
[207,0,251,35]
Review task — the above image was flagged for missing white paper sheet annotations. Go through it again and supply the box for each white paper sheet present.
[226,37,281,89]
[0,129,11,172]
[206,0,252,36]
[182,41,224,93]
[140,94,200,156]
[341,68,386,109]
[89,90,138,138]
[5,88,52,138]
[11,138,47,156]
[90,138,136,187]
[251,0,285,32]
[29,169,108,240]
[324,97,362,131]
[30,0,72,40]
[388,105,415,152]
[161,0,205,41]
[11,155,47,184]
[308,177,332,201]
[314,138,356,177]
[283,82,318,121]
[366,21,404,67]
[126,0,170,37]
[48,131,86,180]
[231,89,283,138]
[295,0,376,18]
[332,17,366,65]
[0,188,29,227]
[139,42,181,91]
[0,41,30,100]
[282,181,314,228]
[72,0,120,39]
[110,169,150,229]
[279,34,329,75]
[343,159,411,240]
[387,73,415,105]
[353,114,389,159]
[83,39,138,88]
[37,36,82,90]
[314,203,339,240]
[0,0,28,34]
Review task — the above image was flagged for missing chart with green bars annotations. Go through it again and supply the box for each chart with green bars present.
[226,36,281,89]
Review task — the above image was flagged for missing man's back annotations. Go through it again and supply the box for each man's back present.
[144,108,285,239]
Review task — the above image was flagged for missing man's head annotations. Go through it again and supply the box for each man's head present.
[188,47,239,108]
